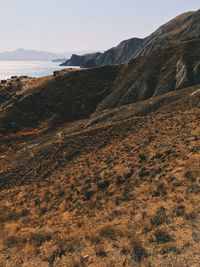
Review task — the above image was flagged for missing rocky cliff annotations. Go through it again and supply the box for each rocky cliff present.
[61,52,102,67]
[62,10,200,68]
[96,38,200,111]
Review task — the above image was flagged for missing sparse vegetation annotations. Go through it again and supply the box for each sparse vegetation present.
[153,230,173,244]
[151,207,168,226]
[29,232,52,246]
[0,23,200,266]
[131,240,148,263]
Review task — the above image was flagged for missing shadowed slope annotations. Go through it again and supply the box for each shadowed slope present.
[0,38,199,135]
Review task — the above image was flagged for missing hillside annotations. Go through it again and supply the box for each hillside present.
[62,9,200,68]
[0,82,200,266]
[0,10,200,267]
[0,37,199,134]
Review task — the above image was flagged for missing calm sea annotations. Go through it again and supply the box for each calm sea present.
[0,61,68,80]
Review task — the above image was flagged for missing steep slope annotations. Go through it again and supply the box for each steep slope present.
[97,38,200,111]
[61,52,102,67]
[0,85,199,266]
[0,38,199,135]
[130,10,200,58]
[62,9,200,67]
[63,38,143,67]
[0,66,120,133]
[0,10,200,266]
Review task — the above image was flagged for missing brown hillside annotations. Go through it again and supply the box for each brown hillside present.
[0,14,200,265]
[0,38,200,135]
[0,84,199,266]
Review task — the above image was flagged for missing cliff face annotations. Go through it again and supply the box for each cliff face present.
[61,38,143,67]
[95,38,143,66]
[96,38,200,111]
[61,10,200,68]
[61,52,102,67]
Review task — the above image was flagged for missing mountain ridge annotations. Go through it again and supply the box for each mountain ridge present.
[0,48,97,61]
[0,10,200,266]
[1,37,199,134]
[62,9,200,67]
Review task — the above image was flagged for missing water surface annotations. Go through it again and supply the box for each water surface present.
[0,61,68,80]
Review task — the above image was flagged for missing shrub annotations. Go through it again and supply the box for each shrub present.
[151,207,168,226]
[97,180,110,191]
[4,236,27,248]
[173,205,185,217]
[121,247,130,255]
[29,232,52,246]
[139,152,147,162]
[154,230,172,243]
[115,175,126,185]
[99,226,118,240]
[184,171,195,182]
[0,208,29,223]
[153,183,167,197]
[96,246,107,257]
[74,200,83,209]
[53,71,59,77]
[139,168,150,179]
[39,207,47,215]
[48,247,65,265]
[131,241,148,263]
[4,236,19,248]
[84,189,94,200]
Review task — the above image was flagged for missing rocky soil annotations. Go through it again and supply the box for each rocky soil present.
[0,83,199,266]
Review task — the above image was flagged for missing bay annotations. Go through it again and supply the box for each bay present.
[0,61,68,80]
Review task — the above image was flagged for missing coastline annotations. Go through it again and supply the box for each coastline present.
[0,60,73,80]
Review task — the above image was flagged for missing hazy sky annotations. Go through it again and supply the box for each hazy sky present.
[0,0,199,52]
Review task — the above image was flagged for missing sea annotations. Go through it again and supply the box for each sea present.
[0,61,69,80]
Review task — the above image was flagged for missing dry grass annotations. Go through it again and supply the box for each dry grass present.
[0,80,199,266]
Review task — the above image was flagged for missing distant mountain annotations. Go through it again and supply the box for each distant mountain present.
[0,48,97,61]
[52,58,67,63]
[62,9,200,67]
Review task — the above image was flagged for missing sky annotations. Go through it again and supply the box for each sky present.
[0,0,199,53]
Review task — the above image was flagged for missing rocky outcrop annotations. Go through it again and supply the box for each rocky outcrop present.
[96,38,200,111]
[61,52,102,67]
[193,60,200,83]
[61,9,200,68]
[61,38,142,67]
[94,38,143,66]
[176,58,188,89]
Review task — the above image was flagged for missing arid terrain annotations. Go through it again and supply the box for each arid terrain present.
[0,10,200,267]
